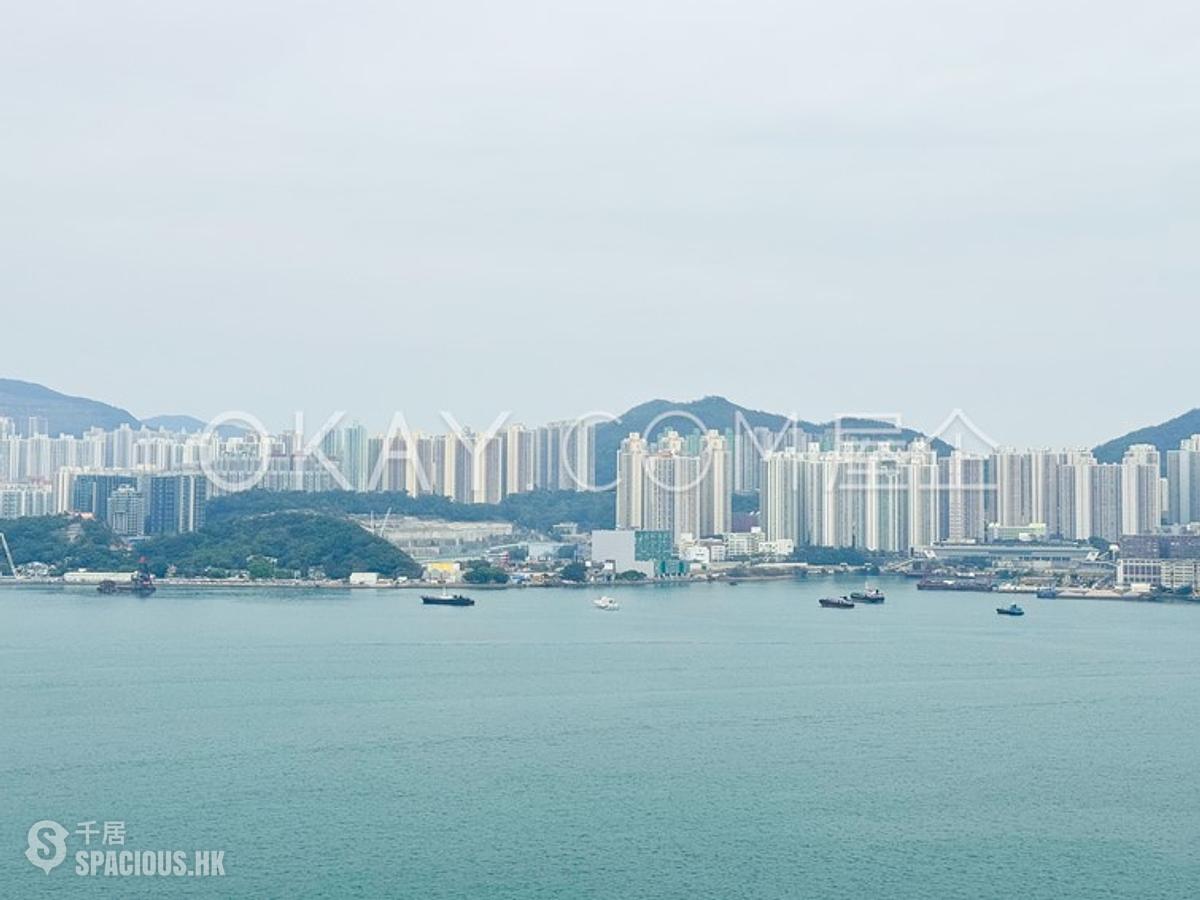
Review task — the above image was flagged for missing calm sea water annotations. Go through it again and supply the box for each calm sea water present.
[2,577,1198,899]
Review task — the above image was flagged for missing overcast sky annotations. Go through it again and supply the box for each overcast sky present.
[2,2,1197,445]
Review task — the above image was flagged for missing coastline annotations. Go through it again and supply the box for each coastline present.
[2,573,1195,605]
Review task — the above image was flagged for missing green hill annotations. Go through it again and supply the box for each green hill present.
[206,489,615,535]
[594,396,797,486]
[593,395,948,485]
[1093,408,1200,466]
[141,414,208,432]
[0,515,130,573]
[140,511,423,580]
[0,378,140,436]
[0,511,423,581]
[142,414,245,439]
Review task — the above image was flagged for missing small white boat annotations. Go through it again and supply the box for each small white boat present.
[593,595,619,611]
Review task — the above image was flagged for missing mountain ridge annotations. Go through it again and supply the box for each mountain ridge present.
[0,379,242,437]
[592,394,950,486]
[0,379,1008,478]
[0,378,140,436]
[142,414,210,433]
[1093,408,1200,466]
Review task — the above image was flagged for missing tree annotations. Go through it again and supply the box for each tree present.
[560,561,588,583]
[790,546,870,566]
[0,514,129,574]
[140,512,423,580]
[463,561,509,584]
[206,489,617,534]
[615,569,646,581]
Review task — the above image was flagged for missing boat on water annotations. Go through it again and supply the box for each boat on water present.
[850,587,885,604]
[97,576,155,597]
[97,559,156,597]
[918,577,996,593]
[1036,587,1059,599]
[819,596,855,609]
[996,603,1025,616]
[593,595,619,611]
[422,588,475,607]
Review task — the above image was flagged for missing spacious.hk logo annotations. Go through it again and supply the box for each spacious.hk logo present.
[23,818,226,878]
[25,820,69,874]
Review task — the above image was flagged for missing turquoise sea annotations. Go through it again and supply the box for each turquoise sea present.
[2,577,1199,899]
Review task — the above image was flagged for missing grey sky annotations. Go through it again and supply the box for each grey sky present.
[2,2,1197,445]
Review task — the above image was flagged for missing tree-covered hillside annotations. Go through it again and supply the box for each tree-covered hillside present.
[593,395,950,485]
[0,512,422,581]
[206,489,615,534]
[140,511,422,580]
[0,378,140,436]
[1093,408,1200,467]
[0,515,130,573]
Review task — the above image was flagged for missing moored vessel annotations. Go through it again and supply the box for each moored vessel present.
[850,587,885,604]
[97,559,156,596]
[819,596,855,609]
[96,578,156,597]
[918,577,995,593]
[422,589,475,606]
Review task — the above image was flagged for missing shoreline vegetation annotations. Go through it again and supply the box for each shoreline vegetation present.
[0,510,426,581]
[1,501,1191,606]
[207,489,616,535]
[0,570,851,590]
[0,492,612,581]
[1,573,1193,604]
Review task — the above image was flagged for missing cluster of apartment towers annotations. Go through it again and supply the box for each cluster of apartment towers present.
[6,411,1200,554]
[0,416,597,524]
[615,428,1200,553]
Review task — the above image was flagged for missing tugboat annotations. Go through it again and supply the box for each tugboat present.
[850,587,885,604]
[819,596,855,609]
[97,558,156,597]
[996,603,1025,617]
[421,587,475,607]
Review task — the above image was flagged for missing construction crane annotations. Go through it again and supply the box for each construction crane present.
[0,532,16,578]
